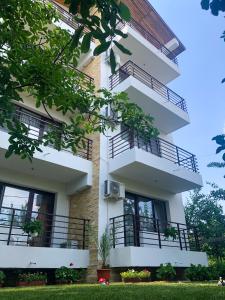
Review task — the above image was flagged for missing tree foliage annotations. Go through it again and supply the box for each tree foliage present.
[208,135,225,176]
[0,0,158,160]
[201,0,225,16]
[185,183,225,259]
[200,1,225,173]
[65,0,132,73]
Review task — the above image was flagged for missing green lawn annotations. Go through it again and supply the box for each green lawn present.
[0,282,224,300]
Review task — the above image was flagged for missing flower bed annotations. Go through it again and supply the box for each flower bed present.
[121,269,151,283]
[17,272,47,287]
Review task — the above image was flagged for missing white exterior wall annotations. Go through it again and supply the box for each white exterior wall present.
[0,245,89,269]
[110,247,208,268]
[0,167,69,217]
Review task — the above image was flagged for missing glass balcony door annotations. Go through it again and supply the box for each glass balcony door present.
[0,183,54,247]
[124,192,167,246]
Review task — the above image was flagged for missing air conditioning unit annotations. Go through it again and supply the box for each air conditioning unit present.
[104,180,125,200]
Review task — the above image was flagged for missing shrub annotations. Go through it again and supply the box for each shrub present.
[0,271,5,285]
[120,269,151,281]
[18,272,47,283]
[55,267,84,283]
[209,260,225,279]
[156,263,176,281]
[185,264,211,281]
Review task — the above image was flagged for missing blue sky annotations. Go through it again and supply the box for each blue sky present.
[150,0,225,195]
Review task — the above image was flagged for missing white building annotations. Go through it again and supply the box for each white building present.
[0,0,207,281]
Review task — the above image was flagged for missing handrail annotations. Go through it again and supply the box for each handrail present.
[109,129,198,173]
[118,18,178,65]
[1,105,93,161]
[0,206,90,249]
[109,214,200,251]
[109,60,188,113]
[47,1,178,65]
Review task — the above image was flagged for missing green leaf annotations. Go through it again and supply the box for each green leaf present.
[69,0,81,15]
[222,78,225,83]
[118,2,131,21]
[115,29,128,39]
[81,33,92,53]
[110,49,116,74]
[71,26,84,49]
[113,40,132,55]
[93,41,111,56]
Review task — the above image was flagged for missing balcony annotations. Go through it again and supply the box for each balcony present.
[109,214,208,268]
[46,0,94,68]
[108,130,203,193]
[109,61,189,134]
[113,19,180,84]
[0,106,93,194]
[0,206,89,268]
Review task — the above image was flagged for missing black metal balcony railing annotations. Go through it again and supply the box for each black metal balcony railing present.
[109,61,187,113]
[109,129,199,173]
[110,214,200,252]
[118,19,178,65]
[47,2,178,65]
[1,106,93,161]
[0,206,89,249]
[46,0,80,31]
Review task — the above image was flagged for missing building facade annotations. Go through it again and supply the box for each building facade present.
[0,0,207,282]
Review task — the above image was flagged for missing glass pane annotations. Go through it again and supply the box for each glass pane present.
[124,194,135,246]
[154,201,167,231]
[138,197,154,232]
[1,186,29,210]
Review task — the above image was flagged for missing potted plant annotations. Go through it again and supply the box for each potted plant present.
[22,220,43,238]
[17,272,47,287]
[0,271,5,287]
[97,228,111,282]
[164,226,178,241]
[120,269,151,283]
[55,267,84,284]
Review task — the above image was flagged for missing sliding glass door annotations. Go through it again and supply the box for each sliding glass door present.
[124,192,167,246]
[0,183,55,247]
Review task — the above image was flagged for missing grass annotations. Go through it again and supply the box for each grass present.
[0,282,225,300]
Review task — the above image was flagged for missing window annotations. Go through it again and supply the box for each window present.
[124,192,167,232]
[0,183,55,247]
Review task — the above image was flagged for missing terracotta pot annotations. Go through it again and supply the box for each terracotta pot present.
[97,269,111,282]
[17,280,46,287]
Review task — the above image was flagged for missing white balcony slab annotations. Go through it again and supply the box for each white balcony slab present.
[0,245,89,269]
[0,130,92,194]
[113,25,180,84]
[110,246,208,268]
[112,77,190,134]
[109,148,203,193]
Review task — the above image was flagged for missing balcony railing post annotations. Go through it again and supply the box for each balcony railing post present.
[177,223,183,250]
[123,215,127,247]
[176,146,180,166]
[192,155,197,173]
[7,208,15,246]
[132,214,138,247]
[112,218,116,248]
[183,229,188,251]
[156,219,162,249]
[82,219,86,250]
[86,140,90,161]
